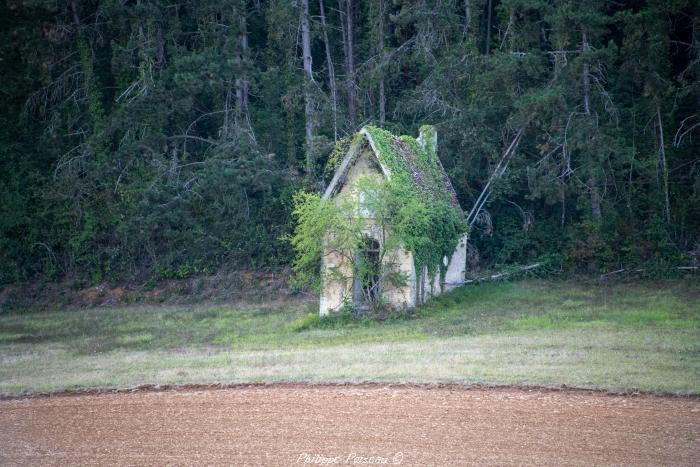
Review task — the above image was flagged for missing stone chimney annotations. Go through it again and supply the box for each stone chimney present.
[417,125,437,159]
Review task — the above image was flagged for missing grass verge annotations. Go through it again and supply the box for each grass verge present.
[0,279,698,395]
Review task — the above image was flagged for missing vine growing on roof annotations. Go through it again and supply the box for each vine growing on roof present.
[288,126,467,313]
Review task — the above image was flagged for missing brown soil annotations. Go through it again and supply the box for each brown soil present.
[1,385,698,466]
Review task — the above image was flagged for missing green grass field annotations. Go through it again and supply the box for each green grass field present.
[0,279,698,395]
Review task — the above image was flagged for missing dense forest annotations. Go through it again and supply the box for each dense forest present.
[0,0,698,285]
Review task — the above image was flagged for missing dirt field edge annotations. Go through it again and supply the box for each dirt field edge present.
[3,380,699,401]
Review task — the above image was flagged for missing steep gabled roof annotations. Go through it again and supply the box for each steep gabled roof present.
[324,125,465,221]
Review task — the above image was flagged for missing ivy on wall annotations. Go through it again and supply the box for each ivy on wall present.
[363,126,467,275]
[289,126,468,310]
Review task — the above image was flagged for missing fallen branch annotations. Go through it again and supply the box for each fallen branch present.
[466,127,524,227]
[445,263,542,286]
[599,266,697,281]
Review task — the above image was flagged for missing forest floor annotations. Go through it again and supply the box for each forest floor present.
[1,385,698,466]
[0,279,698,396]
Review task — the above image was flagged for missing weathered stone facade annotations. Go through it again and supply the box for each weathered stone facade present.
[319,126,467,316]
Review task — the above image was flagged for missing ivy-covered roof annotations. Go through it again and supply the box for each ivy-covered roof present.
[324,125,465,221]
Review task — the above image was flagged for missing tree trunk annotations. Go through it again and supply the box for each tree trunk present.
[656,104,671,224]
[340,0,357,128]
[319,0,338,141]
[588,173,602,220]
[70,0,81,29]
[235,14,250,125]
[627,110,636,217]
[582,31,591,116]
[463,0,471,38]
[378,0,386,126]
[223,83,233,139]
[301,0,315,174]
[560,183,566,227]
[582,29,602,220]
[485,0,493,54]
[73,0,106,132]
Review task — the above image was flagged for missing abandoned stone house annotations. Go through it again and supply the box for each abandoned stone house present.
[319,125,467,315]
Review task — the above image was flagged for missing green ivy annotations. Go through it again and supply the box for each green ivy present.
[290,126,468,296]
[363,126,467,275]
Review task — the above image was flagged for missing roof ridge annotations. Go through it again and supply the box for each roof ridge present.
[324,125,465,222]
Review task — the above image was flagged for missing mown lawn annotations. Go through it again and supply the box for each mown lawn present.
[0,279,698,395]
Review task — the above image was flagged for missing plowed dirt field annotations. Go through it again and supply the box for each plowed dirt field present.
[1,385,698,466]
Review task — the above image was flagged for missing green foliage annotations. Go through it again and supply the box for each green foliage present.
[289,127,466,314]
[363,126,467,273]
[323,136,352,177]
[287,190,361,290]
[0,0,699,285]
[285,308,358,331]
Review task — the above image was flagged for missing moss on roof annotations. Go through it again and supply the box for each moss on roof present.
[362,125,465,221]
[320,125,468,274]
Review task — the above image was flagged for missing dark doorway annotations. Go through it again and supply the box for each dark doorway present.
[352,237,381,312]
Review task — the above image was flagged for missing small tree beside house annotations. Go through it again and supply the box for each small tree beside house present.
[290,125,468,316]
